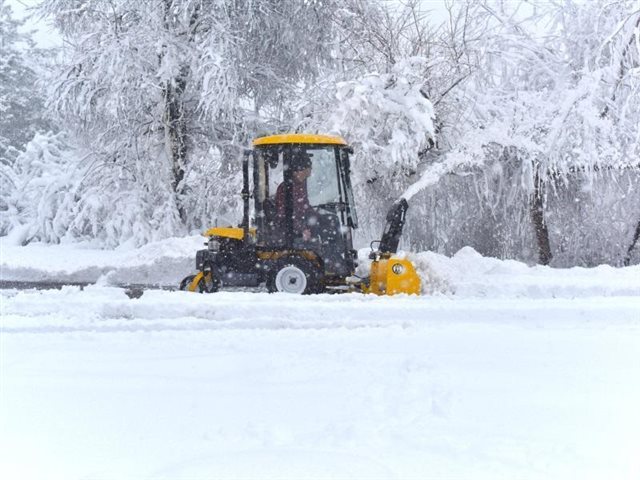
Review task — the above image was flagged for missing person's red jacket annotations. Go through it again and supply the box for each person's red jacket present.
[275,180,316,233]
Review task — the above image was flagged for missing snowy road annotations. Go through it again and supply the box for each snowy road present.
[2,287,640,480]
[2,239,640,478]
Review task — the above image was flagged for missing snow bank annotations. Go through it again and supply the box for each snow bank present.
[0,235,203,286]
[410,246,640,298]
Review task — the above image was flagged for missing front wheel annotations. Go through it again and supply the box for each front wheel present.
[267,258,323,294]
[179,274,196,291]
[179,272,219,293]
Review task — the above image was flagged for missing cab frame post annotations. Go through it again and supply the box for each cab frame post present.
[241,149,251,244]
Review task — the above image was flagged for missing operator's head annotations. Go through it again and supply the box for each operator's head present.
[291,150,312,181]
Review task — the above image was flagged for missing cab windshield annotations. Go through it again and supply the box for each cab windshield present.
[302,145,357,229]
[253,144,357,247]
[305,147,340,206]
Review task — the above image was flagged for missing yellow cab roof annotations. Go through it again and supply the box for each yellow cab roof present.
[252,133,347,147]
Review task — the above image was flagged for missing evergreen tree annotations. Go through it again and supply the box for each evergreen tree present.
[0,1,49,166]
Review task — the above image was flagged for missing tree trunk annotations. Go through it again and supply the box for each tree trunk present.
[162,0,200,225]
[624,217,640,266]
[164,74,188,223]
[530,168,552,265]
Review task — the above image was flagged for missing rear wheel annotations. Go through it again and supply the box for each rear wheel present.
[267,258,323,294]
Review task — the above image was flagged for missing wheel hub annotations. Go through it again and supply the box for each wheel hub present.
[275,265,307,294]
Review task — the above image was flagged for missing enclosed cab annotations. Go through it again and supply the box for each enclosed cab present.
[252,134,359,284]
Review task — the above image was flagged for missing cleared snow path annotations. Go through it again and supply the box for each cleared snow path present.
[2,287,640,480]
[1,286,639,333]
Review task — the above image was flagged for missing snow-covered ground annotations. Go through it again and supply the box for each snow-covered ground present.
[1,237,640,479]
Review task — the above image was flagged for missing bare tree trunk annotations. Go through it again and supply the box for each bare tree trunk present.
[164,73,188,223]
[530,168,552,265]
[162,0,200,225]
[624,217,640,266]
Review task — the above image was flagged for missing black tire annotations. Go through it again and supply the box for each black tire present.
[197,272,220,293]
[266,257,323,294]
[179,275,196,291]
[179,273,219,293]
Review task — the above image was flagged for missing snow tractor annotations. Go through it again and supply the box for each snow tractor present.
[179,133,420,295]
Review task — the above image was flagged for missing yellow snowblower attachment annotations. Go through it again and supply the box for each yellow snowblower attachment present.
[365,257,421,295]
[363,198,421,295]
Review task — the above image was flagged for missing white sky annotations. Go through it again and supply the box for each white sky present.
[6,0,61,47]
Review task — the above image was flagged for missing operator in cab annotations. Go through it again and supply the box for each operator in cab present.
[275,150,319,242]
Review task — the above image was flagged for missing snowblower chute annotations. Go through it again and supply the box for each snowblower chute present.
[364,199,421,295]
[180,133,421,295]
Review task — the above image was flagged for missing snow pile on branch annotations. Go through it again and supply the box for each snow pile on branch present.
[325,58,435,185]
[0,3,51,167]
[0,132,186,247]
[401,1,640,203]
[299,58,435,240]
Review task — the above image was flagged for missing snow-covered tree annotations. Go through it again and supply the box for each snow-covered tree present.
[0,1,50,166]
[3,0,637,267]
[396,0,640,266]
[37,0,340,245]
[299,59,435,241]
[294,1,441,240]
[0,2,56,238]
[0,132,75,243]
[297,0,639,266]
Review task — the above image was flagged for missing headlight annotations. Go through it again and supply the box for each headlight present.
[391,263,405,275]
[207,238,220,251]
